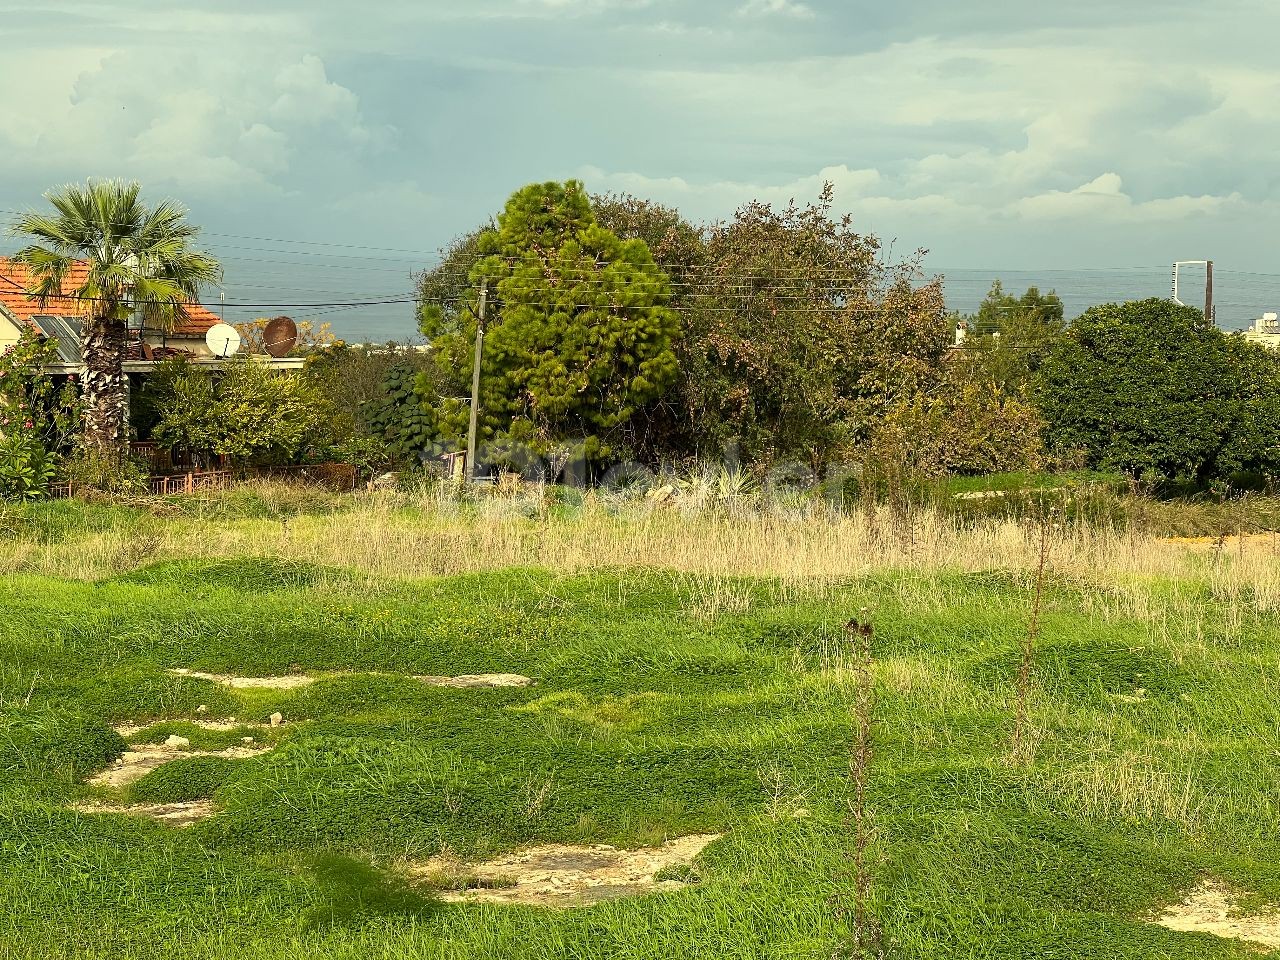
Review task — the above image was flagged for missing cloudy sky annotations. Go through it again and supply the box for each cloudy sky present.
[2,0,1277,336]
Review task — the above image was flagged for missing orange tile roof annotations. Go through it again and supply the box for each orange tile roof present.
[0,257,221,338]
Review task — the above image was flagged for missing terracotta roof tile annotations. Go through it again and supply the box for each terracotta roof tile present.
[0,257,221,337]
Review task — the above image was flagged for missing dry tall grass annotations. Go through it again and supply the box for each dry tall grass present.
[2,483,1276,614]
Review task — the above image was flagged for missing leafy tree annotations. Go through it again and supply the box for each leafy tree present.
[418,181,679,466]
[591,193,710,461]
[147,357,325,468]
[959,281,1066,393]
[11,181,220,454]
[681,185,948,470]
[1036,298,1280,484]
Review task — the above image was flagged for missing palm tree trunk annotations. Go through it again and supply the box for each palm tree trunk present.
[81,309,129,456]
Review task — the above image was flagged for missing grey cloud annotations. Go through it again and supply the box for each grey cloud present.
[2,0,1278,342]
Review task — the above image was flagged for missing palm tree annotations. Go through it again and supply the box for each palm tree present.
[11,181,221,455]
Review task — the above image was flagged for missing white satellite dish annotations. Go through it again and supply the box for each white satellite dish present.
[206,323,242,358]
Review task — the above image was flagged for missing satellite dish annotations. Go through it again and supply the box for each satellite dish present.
[206,323,242,358]
[263,315,299,358]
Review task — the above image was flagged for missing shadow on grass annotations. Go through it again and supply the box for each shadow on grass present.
[303,853,440,930]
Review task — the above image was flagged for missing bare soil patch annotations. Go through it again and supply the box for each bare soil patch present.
[114,720,272,737]
[1157,880,1280,948]
[169,669,316,689]
[414,673,533,689]
[86,743,272,789]
[410,834,721,908]
[70,800,215,828]
[169,669,533,689]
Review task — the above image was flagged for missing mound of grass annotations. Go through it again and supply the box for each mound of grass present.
[127,756,250,805]
[303,853,439,930]
[115,557,342,592]
[0,707,124,782]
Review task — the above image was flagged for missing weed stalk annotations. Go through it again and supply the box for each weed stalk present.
[1012,503,1051,761]
[841,615,882,959]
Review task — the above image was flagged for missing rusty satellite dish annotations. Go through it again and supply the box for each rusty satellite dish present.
[263,316,299,358]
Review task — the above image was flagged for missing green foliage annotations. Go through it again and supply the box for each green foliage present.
[128,756,247,804]
[959,281,1067,393]
[60,448,150,495]
[301,342,428,450]
[872,372,1045,476]
[0,706,124,780]
[0,330,76,501]
[146,357,327,467]
[1037,298,1280,484]
[367,361,437,462]
[0,431,56,501]
[417,180,680,465]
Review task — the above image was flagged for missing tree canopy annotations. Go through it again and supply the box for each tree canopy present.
[417,180,680,468]
[11,180,220,454]
[1036,298,1280,484]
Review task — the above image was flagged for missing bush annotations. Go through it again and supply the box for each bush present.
[0,431,56,500]
[61,450,150,495]
[871,374,1044,477]
[1037,298,1280,485]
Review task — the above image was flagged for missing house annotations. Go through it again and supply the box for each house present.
[1,256,234,369]
[1243,312,1280,352]
[1,257,303,371]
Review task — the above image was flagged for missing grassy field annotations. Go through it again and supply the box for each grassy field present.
[2,484,1279,958]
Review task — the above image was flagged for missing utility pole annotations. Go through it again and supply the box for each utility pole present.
[1204,260,1214,325]
[466,279,488,482]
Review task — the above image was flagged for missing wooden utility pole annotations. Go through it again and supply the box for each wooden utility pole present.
[466,279,488,482]
[1204,260,1215,325]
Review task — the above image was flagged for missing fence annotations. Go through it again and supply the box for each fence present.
[148,470,233,496]
[42,463,356,500]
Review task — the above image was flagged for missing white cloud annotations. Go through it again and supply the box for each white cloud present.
[737,0,815,18]
[1013,173,1241,222]
[0,51,387,192]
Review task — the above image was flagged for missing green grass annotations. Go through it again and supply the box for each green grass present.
[2,511,1279,957]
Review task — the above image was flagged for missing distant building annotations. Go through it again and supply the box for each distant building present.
[1242,312,1280,351]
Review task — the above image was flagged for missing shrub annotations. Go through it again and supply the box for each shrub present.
[871,374,1044,477]
[0,431,56,500]
[61,449,150,496]
[1037,298,1280,485]
[0,706,125,779]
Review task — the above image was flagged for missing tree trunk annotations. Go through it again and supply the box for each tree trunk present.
[80,310,129,457]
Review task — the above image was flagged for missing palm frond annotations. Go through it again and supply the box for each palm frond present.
[11,180,222,330]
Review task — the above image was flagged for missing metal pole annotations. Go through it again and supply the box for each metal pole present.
[466,279,488,482]
[1204,260,1214,325]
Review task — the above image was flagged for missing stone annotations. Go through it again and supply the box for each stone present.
[269,712,284,727]
[164,735,191,750]
[195,704,208,715]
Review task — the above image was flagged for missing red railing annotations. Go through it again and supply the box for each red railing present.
[148,470,233,496]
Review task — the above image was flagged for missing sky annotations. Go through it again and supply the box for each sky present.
[2,0,1278,338]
